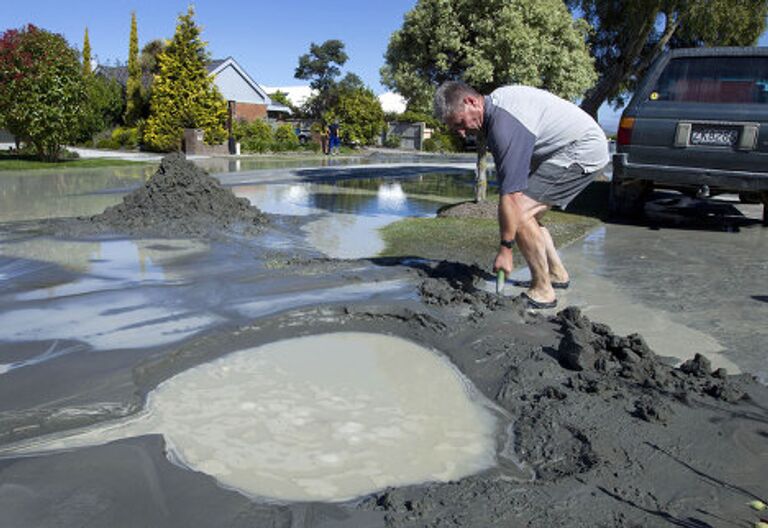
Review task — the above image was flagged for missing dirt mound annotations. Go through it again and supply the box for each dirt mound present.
[85,153,267,237]
[553,306,746,404]
[437,200,497,219]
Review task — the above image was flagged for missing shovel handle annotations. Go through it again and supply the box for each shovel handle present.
[496,270,506,295]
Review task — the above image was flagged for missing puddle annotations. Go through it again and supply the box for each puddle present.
[2,332,500,502]
[0,166,153,222]
[488,227,740,373]
[0,238,217,353]
[233,176,474,258]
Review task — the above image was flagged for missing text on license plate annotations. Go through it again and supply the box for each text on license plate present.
[690,127,739,146]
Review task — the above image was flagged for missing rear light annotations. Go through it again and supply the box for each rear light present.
[617,117,635,146]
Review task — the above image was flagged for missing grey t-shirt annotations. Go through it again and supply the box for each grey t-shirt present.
[483,85,609,195]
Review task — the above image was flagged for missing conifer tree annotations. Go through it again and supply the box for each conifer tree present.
[82,27,92,76]
[124,12,142,125]
[143,7,227,151]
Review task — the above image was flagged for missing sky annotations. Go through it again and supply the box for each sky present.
[1,0,418,93]
[3,2,768,133]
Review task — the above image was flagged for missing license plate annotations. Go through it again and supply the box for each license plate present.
[689,126,739,147]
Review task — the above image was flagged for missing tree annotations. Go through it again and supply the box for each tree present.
[568,0,768,117]
[0,25,87,160]
[82,27,92,75]
[124,12,143,125]
[382,0,596,201]
[143,7,228,151]
[295,39,349,116]
[268,90,299,115]
[78,75,125,143]
[381,0,596,112]
[140,38,166,74]
[326,86,385,146]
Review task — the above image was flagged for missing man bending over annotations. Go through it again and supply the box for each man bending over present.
[434,81,609,309]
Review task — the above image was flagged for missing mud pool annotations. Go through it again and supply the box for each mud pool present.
[4,333,502,502]
[0,155,767,528]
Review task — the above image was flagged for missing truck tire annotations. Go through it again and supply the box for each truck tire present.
[762,193,768,226]
[609,178,652,219]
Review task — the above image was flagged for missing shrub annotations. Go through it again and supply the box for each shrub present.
[272,123,300,151]
[383,133,401,149]
[234,119,273,153]
[423,130,463,152]
[111,127,139,149]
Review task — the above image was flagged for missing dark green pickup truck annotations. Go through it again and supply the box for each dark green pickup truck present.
[611,47,768,224]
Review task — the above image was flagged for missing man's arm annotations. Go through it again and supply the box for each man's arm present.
[494,192,522,274]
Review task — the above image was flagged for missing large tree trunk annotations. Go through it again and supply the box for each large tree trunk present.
[580,8,678,118]
[474,131,488,203]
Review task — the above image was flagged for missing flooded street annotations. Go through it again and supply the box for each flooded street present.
[0,155,766,528]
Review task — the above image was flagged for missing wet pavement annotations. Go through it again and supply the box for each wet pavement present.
[1,156,767,527]
[501,194,768,380]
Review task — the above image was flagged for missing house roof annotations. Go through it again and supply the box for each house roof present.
[207,57,271,102]
[94,65,153,89]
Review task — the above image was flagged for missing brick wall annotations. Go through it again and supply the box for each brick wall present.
[233,102,268,122]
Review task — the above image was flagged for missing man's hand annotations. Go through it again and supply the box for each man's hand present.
[493,247,514,275]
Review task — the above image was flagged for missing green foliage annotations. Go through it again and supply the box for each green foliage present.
[381,0,596,112]
[234,119,273,153]
[268,90,299,115]
[143,7,228,151]
[325,87,385,146]
[0,25,88,161]
[82,27,92,75]
[383,133,401,149]
[111,126,139,148]
[77,75,125,142]
[423,130,462,153]
[295,40,349,117]
[391,110,441,129]
[568,0,768,115]
[140,38,165,74]
[272,123,300,151]
[124,12,143,126]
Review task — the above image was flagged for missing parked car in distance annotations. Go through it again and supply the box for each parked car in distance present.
[611,47,768,225]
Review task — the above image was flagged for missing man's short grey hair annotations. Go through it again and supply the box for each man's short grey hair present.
[433,81,482,122]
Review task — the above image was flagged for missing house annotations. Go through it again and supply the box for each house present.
[207,57,291,121]
[95,56,291,122]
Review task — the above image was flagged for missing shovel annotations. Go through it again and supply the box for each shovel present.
[495,269,506,296]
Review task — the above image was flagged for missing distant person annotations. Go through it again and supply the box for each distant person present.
[434,81,609,309]
[328,121,340,155]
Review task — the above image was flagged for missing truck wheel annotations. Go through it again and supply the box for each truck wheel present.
[762,193,768,226]
[609,178,652,219]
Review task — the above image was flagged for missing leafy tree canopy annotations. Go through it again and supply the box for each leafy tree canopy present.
[325,85,385,146]
[568,0,768,116]
[0,25,87,160]
[143,7,227,151]
[381,0,597,112]
[78,75,125,143]
[295,39,349,116]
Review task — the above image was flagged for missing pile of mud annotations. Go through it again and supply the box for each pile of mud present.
[553,306,747,410]
[437,200,497,219]
[83,153,267,238]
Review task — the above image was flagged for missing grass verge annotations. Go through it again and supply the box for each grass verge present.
[0,154,151,171]
[378,182,608,268]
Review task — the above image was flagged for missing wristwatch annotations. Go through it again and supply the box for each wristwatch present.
[500,239,515,249]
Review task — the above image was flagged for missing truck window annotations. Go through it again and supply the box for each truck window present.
[650,56,768,104]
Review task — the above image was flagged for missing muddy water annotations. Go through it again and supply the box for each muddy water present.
[4,333,499,502]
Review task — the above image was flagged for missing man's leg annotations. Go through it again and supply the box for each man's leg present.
[537,220,569,284]
[506,193,554,304]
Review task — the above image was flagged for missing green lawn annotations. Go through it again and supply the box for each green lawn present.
[0,154,151,171]
[378,182,609,268]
